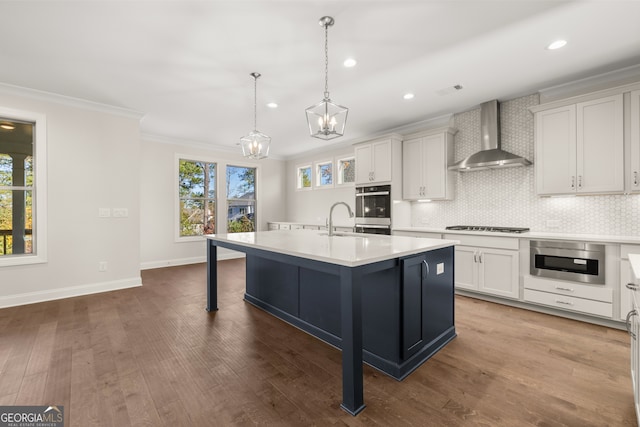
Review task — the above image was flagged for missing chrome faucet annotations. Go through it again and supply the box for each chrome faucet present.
[328,202,354,236]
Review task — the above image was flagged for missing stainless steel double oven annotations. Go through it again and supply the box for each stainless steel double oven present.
[354,185,391,235]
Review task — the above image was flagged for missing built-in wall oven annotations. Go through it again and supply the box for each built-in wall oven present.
[530,240,605,285]
[355,184,391,235]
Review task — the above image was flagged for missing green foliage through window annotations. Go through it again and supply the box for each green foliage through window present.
[226,166,256,233]
[179,159,216,236]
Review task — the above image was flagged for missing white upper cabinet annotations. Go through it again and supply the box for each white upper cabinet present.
[402,127,456,200]
[354,138,393,184]
[534,93,624,195]
[630,90,640,192]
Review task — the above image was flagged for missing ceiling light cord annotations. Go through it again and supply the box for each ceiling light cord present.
[251,72,260,131]
[324,22,330,100]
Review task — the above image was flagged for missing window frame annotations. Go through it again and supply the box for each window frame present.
[0,107,47,267]
[336,156,356,187]
[225,164,257,234]
[175,155,218,242]
[314,159,334,189]
[296,164,312,191]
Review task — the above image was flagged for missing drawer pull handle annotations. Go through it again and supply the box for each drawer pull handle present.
[555,300,573,306]
[627,283,640,291]
[626,309,638,339]
[555,286,574,292]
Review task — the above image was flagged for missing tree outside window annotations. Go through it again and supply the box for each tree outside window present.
[315,160,333,188]
[297,165,311,190]
[227,166,256,233]
[337,157,355,185]
[0,119,34,256]
[178,159,216,237]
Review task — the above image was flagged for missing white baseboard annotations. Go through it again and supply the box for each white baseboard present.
[140,252,245,270]
[0,277,142,309]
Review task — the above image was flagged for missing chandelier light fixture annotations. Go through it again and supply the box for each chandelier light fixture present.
[240,72,271,159]
[305,16,348,140]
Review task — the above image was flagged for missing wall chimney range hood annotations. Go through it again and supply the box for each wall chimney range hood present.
[448,100,531,171]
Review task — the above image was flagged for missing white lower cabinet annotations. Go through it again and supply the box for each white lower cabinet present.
[523,275,613,318]
[453,245,519,299]
[625,257,640,424]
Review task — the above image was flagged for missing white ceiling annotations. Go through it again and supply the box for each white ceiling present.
[1,1,640,158]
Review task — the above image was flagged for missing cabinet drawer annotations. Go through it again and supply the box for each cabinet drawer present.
[622,245,640,260]
[443,234,519,250]
[523,275,612,303]
[524,289,613,318]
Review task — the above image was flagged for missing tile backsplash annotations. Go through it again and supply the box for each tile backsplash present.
[411,93,640,236]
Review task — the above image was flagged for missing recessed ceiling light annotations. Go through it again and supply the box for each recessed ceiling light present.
[547,39,567,50]
[343,58,357,68]
[403,93,415,100]
[266,102,278,108]
[0,122,15,130]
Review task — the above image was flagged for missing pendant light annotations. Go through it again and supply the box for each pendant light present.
[305,16,348,140]
[240,72,271,159]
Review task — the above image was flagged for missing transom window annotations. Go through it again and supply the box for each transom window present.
[315,160,333,188]
[296,165,312,190]
[337,157,355,185]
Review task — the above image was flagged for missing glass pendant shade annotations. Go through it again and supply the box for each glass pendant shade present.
[240,130,270,160]
[240,72,270,159]
[305,98,348,140]
[306,16,348,140]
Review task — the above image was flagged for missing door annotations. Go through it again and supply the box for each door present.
[371,140,392,183]
[576,94,623,193]
[402,254,425,359]
[423,133,446,199]
[631,90,640,192]
[535,105,576,195]
[454,246,477,291]
[354,144,372,184]
[402,137,424,199]
[477,248,519,299]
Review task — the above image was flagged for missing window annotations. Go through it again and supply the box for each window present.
[178,159,216,237]
[226,165,256,233]
[0,109,47,267]
[337,157,355,185]
[296,165,312,190]
[315,160,333,188]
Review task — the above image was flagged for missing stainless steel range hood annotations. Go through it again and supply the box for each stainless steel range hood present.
[448,100,531,171]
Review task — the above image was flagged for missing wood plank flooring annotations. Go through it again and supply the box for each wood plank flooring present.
[0,259,635,426]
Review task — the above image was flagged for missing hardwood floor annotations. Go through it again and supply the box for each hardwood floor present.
[0,259,635,426]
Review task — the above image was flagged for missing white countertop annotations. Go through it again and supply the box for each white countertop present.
[394,227,640,245]
[207,229,457,267]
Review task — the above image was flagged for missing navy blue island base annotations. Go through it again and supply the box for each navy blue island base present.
[206,234,456,416]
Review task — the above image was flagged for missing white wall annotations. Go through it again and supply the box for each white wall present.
[285,146,357,227]
[0,90,142,308]
[139,137,286,269]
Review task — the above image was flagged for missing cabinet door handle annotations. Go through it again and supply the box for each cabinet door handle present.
[634,171,638,186]
[478,253,483,263]
[571,176,575,189]
[423,260,429,278]
[555,286,574,292]
[626,309,638,339]
[555,300,573,306]
[578,175,582,189]
[627,283,640,291]
[473,252,478,263]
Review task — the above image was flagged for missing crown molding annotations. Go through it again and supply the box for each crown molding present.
[0,82,144,119]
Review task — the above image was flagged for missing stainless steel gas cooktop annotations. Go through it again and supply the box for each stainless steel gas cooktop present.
[445,225,530,233]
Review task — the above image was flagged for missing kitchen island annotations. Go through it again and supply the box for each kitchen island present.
[206,230,457,415]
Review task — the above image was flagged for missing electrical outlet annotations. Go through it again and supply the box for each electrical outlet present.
[98,261,108,272]
[98,208,111,218]
[113,208,128,218]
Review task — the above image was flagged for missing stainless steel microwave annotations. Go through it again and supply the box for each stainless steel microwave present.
[530,240,605,285]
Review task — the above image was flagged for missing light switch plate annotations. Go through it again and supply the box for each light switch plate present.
[437,263,444,275]
[113,208,129,218]
[98,208,111,218]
